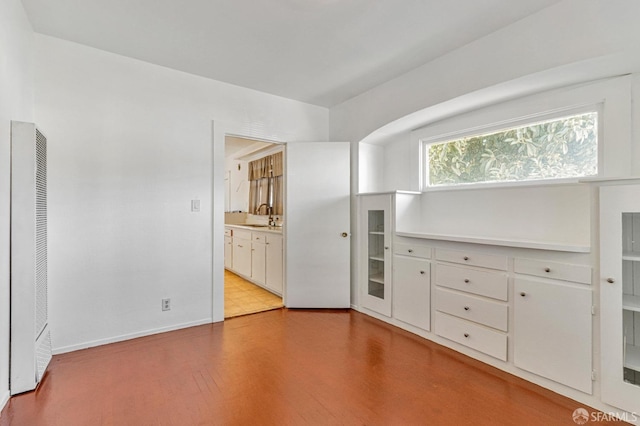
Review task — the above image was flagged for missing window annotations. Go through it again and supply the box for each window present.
[425,112,598,187]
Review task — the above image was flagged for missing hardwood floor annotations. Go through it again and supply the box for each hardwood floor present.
[0,309,620,425]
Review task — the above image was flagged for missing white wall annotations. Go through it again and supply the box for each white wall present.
[415,184,591,246]
[34,34,328,353]
[0,0,34,409]
[357,143,384,193]
[330,0,640,145]
[225,157,249,213]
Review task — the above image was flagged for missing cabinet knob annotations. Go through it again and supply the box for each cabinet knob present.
[408,249,413,253]
[419,270,425,275]
[464,306,470,311]
[463,256,469,261]
[384,246,389,250]
[464,279,470,283]
[606,278,615,284]
[520,292,526,297]
[464,333,470,338]
[341,232,348,238]
[544,267,551,273]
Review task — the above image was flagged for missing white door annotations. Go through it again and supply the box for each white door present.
[285,142,350,308]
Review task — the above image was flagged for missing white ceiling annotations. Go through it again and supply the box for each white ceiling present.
[21,0,562,107]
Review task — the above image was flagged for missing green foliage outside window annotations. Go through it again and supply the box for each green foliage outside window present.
[427,112,598,186]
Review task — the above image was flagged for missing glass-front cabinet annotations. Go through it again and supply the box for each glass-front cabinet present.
[360,194,392,317]
[600,184,640,415]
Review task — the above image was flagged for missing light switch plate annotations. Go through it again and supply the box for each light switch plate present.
[191,199,200,212]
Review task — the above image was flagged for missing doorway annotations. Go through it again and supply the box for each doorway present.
[223,135,284,318]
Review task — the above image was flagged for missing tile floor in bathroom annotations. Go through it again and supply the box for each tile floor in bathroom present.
[224,270,283,318]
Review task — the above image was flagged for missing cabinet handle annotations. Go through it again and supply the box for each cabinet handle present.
[544,267,551,273]
[408,249,413,253]
[520,292,526,297]
[464,333,469,338]
[237,245,243,248]
[464,279,470,283]
[463,256,469,261]
[464,306,470,311]
[384,246,389,250]
[606,278,615,284]
[419,270,425,275]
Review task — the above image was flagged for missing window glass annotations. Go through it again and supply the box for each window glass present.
[426,112,598,187]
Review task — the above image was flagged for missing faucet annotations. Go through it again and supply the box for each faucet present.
[256,203,276,226]
[255,203,269,215]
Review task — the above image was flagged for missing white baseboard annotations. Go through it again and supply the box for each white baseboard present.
[52,318,213,355]
[0,390,10,415]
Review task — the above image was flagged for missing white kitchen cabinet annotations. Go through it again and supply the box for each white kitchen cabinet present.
[251,234,266,286]
[600,184,640,414]
[232,229,252,278]
[265,233,283,294]
[224,228,233,270]
[393,254,431,331]
[513,277,592,394]
[359,194,392,317]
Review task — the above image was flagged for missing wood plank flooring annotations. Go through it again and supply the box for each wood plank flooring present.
[224,270,283,318]
[0,309,621,425]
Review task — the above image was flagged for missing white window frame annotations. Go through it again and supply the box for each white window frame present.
[410,76,632,192]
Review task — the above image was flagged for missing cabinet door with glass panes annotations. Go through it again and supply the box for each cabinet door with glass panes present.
[359,194,392,317]
[600,184,640,415]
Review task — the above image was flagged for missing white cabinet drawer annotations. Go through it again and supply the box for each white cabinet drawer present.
[435,312,507,361]
[435,248,507,270]
[224,228,232,237]
[265,234,282,245]
[233,229,251,241]
[514,258,591,285]
[435,288,508,331]
[394,242,431,259]
[252,232,266,243]
[436,264,508,301]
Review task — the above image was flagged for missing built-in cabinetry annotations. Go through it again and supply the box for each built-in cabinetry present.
[225,225,283,296]
[358,191,597,409]
[600,184,640,415]
[513,258,593,394]
[393,242,431,331]
[359,194,392,316]
[434,248,508,362]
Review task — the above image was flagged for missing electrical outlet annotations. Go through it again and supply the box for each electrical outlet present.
[162,298,171,311]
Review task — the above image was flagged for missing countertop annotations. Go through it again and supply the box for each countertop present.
[225,224,283,234]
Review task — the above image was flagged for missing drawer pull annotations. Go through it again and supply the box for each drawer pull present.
[419,270,425,275]
[464,333,470,338]
[408,249,413,253]
[606,278,615,284]
[463,306,470,311]
[544,267,551,273]
[520,292,526,297]
[463,256,469,261]
[464,279,470,283]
